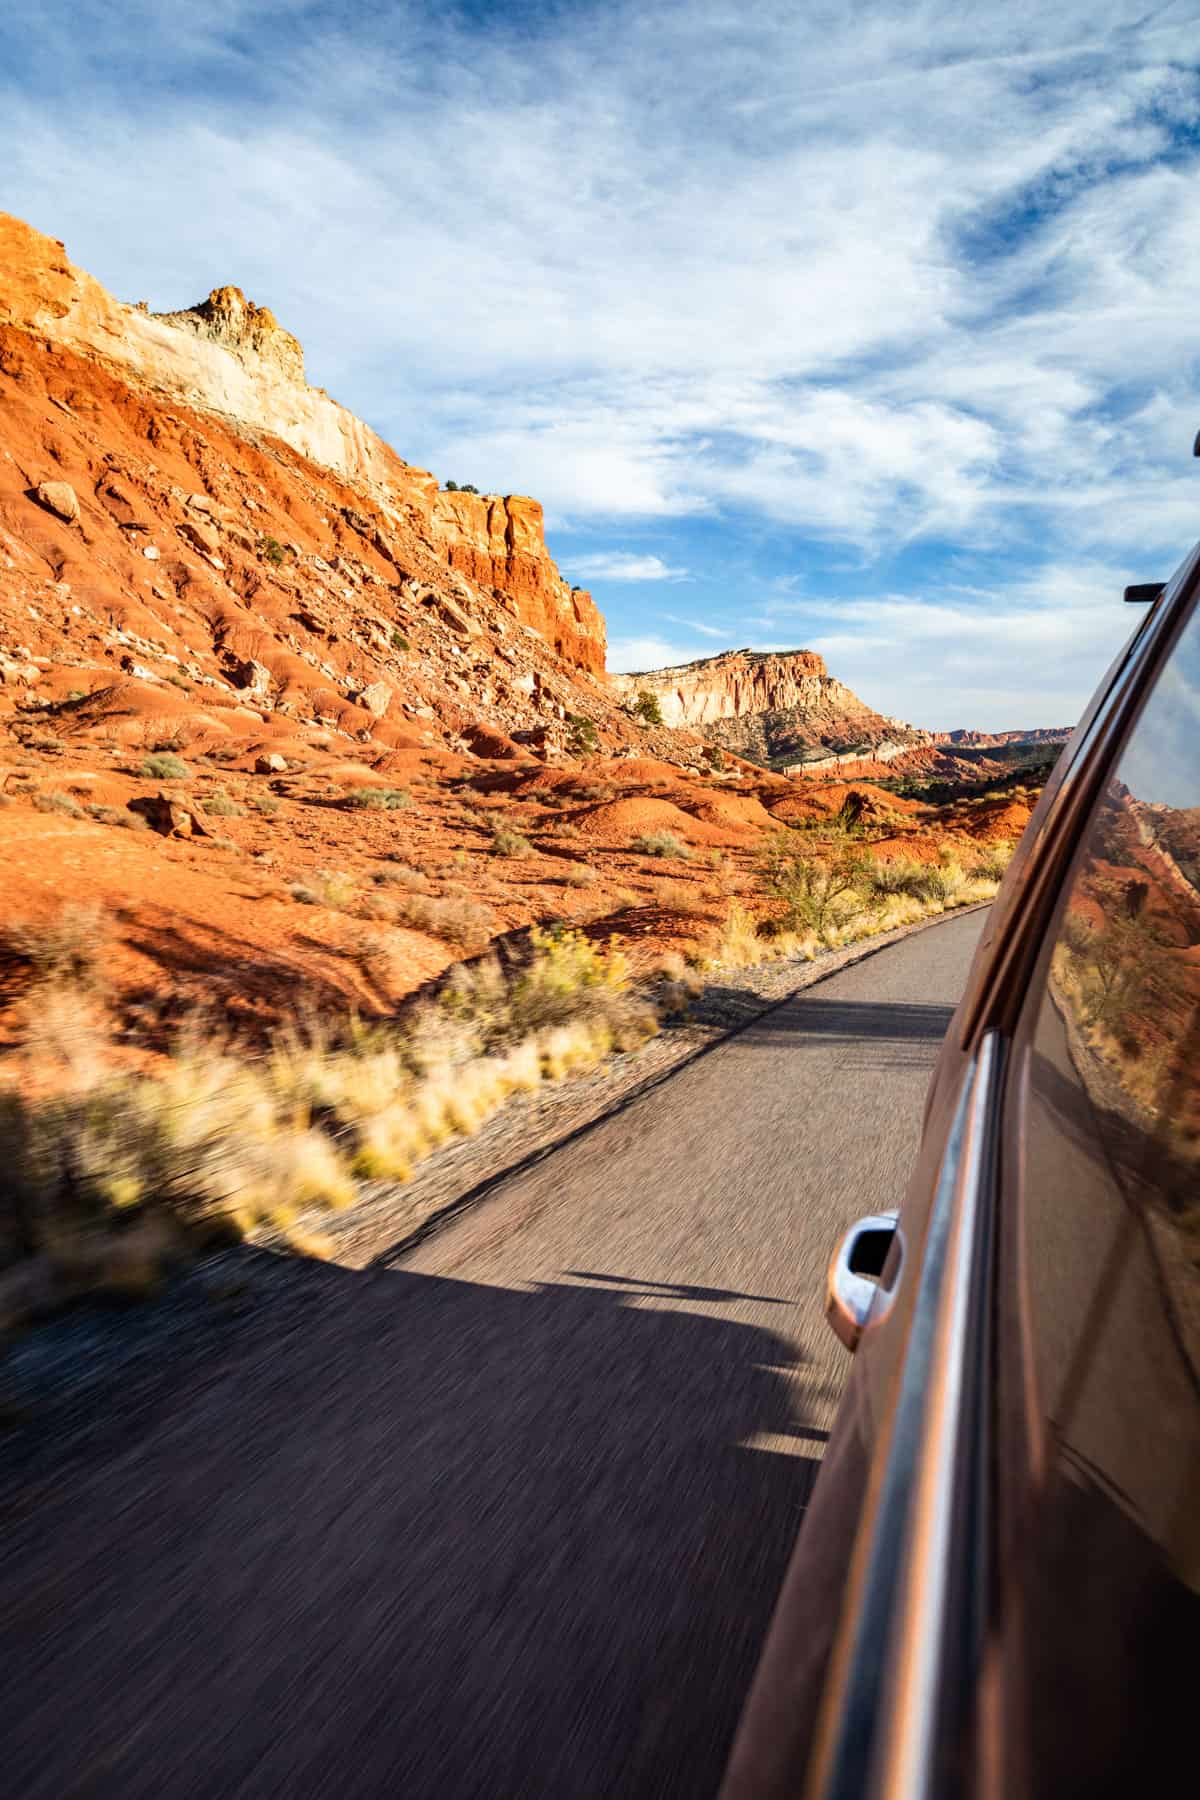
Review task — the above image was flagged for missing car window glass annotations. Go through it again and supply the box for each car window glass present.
[1003,597,1200,1794]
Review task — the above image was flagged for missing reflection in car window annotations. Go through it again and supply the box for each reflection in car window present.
[1007,596,1199,1796]
[1043,607,1200,1379]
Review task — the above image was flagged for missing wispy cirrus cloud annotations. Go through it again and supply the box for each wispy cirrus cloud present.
[567,552,690,583]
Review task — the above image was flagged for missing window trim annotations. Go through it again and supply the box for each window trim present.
[959,542,1200,1049]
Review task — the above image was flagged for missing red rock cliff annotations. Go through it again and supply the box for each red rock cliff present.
[613,647,833,726]
[432,491,604,674]
[0,211,605,675]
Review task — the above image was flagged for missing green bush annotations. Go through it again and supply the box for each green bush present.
[632,830,691,860]
[341,787,411,811]
[390,629,410,652]
[759,839,869,939]
[490,827,533,858]
[869,857,938,902]
[631,689,665,728]
[259,536,287,566]
[139,753,190,781]
[201,790,244,818]
[567,713,599,755]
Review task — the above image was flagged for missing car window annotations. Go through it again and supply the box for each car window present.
[999,593,1200,1794]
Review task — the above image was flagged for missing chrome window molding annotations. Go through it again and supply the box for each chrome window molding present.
[808,1034,1004,1800]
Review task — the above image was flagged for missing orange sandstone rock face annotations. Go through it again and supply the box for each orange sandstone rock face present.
[0,211,602,676]
[612,645,933,767]
[614,647,832,727]
[432,491,605,674]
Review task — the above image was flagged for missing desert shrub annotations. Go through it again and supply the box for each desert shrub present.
[869,857,939,902]
[759,838,870,940]
[32,791,84,818]
[968,841,1014,883]
[259,536,287,566]
[341,786,411,811]
[372,864,431,893]
[440,925,652,1055]
[201,789,244,818]
[920,861,967,907]
[655,879,698,913]
[390,629,410,652]
[632,830,691,861]
[704,744,727,771]
[139,752,190,781]
[561,862,598,887]
[490,827,533,857]
[2,903,111,991]
[249,792,280,817]
[572,781,617,804]
[630,689,665,727]
[567,713,599,755]
[652,949,705,1011]
[287,870,356,910]
[390,892,494,953]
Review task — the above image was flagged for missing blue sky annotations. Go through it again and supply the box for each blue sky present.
[4,1,1200,728]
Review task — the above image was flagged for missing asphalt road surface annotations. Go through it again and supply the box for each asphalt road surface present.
[2,910,985,1800]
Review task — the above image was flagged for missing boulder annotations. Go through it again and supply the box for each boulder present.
[356,680,392,718]
[231,658,272,696]
[127,794,210,838]
[177,516,221,557]
[255,752,287,774]
[426,592,476,639]
[34,480,79,523]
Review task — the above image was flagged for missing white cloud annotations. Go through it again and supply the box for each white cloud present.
[567,552,690,583]
[662,613,724,637]
[607,634,718,674]
[800,561,1143,730]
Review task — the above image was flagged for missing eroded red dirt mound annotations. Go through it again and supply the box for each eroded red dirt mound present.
[570,796,734,847]
[684,791,777,834]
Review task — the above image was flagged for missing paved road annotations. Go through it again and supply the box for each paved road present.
[1,911,984,1800]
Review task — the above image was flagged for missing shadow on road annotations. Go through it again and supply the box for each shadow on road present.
[742,994,956,1068]
[1,1249,823,1799]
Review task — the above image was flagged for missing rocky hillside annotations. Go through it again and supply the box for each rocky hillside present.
[0,213,605,678]
[615,647,931,767]
[0,209,1047,1059]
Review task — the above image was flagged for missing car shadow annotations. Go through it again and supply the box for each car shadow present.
[0,1248,822,1800]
